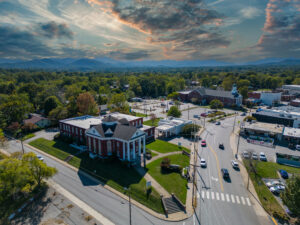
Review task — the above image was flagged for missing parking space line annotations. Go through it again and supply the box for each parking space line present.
[206,191,210,199]
[211,192,215,200]
[231,194,235,203]
[197,192,200,199]
[202,191,205,199]
[216,192,220,200]
[226,194,230,202]
[236,196,240,204]
[241,197,245,205]
[246,198,251,206]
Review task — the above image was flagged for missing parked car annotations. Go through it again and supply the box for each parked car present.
[215,121,221,125]
[231,160,239,169]
[37,155,44,161]
[200,158,207,168]
[201,113,208,117]
[161,103,166,106]
[266,180,281,188]
[169,101,174,105]
[296,145,300,150]
[252,152,258,160]
[279,169,289,179]
[221,168,230,179]
[269,186,280,194]
[193,114,200,119]
[243,151,250,159]
[288,143,295,150]
[201,140,206,147]
[241,112,246,116]
[219,143,224,149]
[259,152,267,161]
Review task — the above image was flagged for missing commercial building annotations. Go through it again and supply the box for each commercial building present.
[290,99,300,107]
[282,127,300,144]
[247,91,282,106]
[178,84,242,107]
[282,85,300,96]
[156,117,192,138]
[59,112,155,162]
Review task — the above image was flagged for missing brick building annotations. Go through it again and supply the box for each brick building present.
[178,85,242,107]
[59,112,155,162]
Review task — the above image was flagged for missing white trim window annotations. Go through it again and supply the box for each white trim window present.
[107,141,112,156]
[88,137,91,151]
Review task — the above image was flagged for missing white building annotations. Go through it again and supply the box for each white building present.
[156,117,192,138]
[260,92,282,106]
[282,85,300,95]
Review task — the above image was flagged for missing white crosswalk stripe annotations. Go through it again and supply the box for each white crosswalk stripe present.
[236,196,240,204]
[226,194,230,202]
[221,193,225,201]
[199,190,251,206]
[241,197,246,205]
[231,195,235,203]
[246,198,251,206]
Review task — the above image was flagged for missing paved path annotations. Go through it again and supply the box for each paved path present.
[147,150,182,164]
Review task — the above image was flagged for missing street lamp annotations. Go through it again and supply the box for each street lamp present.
[124,187,132,225]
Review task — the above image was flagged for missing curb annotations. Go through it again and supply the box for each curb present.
[24,143,191,222]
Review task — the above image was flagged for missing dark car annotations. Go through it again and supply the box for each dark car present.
[219,143,224,149]
[221,168,230,179]
[279,169,289,179]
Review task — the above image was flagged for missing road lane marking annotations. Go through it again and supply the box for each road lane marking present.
[206,191,210,199]
[241,197,245,205]
[211,192,215,200]
[231,194,235,203]
[246,198,251,206]
[197,192,200,199]
[207,143,224,192]
[221,193,225,201]
[202,191,205,199]
[216,192,220,200]
[236,196,240,204]
[226,194,230,202]
[271,217,278,225]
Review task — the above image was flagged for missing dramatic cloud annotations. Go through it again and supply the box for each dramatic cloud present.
[107,49,151,60]
[240,6,261,19]
[89,0,230,58]
[38,21,74,39]
[257,0,300,57]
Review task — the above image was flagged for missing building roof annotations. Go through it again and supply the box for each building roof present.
[60,115,102,129]
[282,85,300,89]
[178,90,192,95]
[283,127,300,138]
[102,115,118,123]
[242,121,284,134]
[156,124,174,131]
[93,123,138,140]
[107,112,139,121]
[24,113,48,124]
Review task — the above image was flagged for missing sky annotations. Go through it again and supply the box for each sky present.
[0,0,299,62]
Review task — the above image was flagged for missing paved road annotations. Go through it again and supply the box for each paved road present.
[4,114,268,225]
[195,115,262,225]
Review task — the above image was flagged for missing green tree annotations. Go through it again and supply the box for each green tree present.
[167,92,179,100]
[76,92,98,115]
[181,124,201,137]
[167,106,181,118]
[109,93,128,109]
[48,106,68,124]
[44,96,61,116]
[281,175,300,218]
[209,99,224,109]
[22,152,57,187]
[239,86,249,99]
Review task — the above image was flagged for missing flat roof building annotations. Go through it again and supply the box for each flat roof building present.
[157,117,192,138]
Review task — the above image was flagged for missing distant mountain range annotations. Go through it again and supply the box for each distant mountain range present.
[0,57,299,71]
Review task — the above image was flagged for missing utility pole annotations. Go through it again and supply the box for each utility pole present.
[192,121,198,208]
[232,112,237,133]
[188,104,190,120]
[124,187,132,225]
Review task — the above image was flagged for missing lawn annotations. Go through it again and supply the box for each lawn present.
[146,139,190,154]
[243,160,293,220]
[22,133,35,141]
[134,112,147,117]
[0,152,7,160]
[143,118,161,127]
[147,154,190,203]
[29,138,164,213]
[29,138,78,161]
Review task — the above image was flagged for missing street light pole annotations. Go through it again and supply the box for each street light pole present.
[124,187,132,225]
[232,113,237,133]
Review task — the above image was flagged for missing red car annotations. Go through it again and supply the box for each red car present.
[201,140,206,147]
[201,113,208,117]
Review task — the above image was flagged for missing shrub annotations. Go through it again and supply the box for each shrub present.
[160,157,171,170]
[181,124,201,137]
[243,116,256,122]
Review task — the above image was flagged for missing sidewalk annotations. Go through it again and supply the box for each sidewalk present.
[146,150,181,164]
[230,131,275,225]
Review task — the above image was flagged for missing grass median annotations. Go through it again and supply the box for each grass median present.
[146,139,190,154]
[143,118,161,127]
[147,154,190,203]
[29,138,164,213]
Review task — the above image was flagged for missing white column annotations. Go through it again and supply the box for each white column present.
[138,138,141,156]
[143,136,146,154]
[127,142,130,161]
[133,140,136,160]
[123,142,125,160]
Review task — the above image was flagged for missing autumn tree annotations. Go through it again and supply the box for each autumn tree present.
[76,92,99,115]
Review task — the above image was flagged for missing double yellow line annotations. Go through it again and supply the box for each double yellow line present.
[207,143,224,192]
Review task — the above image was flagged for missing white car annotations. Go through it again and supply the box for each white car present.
[266,180,280,188]
[259,152,267,161]
[243,151,250,159]
[296,145,300,150]
[252,152,258,160]
[200,159,207,168]
[231,160,239,169]
[37,155,44,161]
